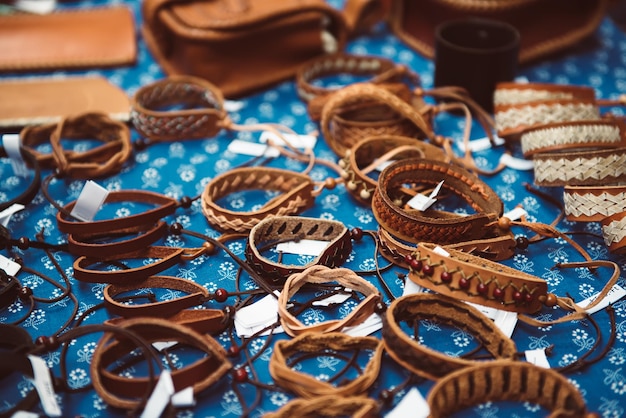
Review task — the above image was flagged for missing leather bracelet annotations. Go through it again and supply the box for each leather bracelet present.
[0,269,20,310]
[381,292,517,380]
[131,75,227,142]
[601,211,626,254]
[339,135,448,205]
[19,112,132,177]
[405,242,550,314]
[493,82,596,107]
[320,83,436,157]
[264,395,380,418]
[0,145,41,212]
[90,317,231,410]
[427,360,598,418]
[269,332,383,398]
[201,167,316,234]
[372,158,503,246]
[245,216,354,284]
[520,119,626,158]
[532,147,626,187]
[277,265,381,337]
[564,185,626,222]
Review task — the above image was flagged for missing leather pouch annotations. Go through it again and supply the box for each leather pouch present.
[0,6,137,72]
[142,0,349,98]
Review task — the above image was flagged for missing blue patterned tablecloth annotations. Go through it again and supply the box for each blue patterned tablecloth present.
[1,0,626,416]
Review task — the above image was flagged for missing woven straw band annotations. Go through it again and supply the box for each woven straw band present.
[381,293,517,381]
[493,82,595,106]
[372,158,503,245]
[601,211,626,254]
[131,75,226,142]
[201,167,316,234]
[533,147,626,187]
[277,265,381,337]
[245,216,353,285]
[564,185,626,222]
[339,135,448,205]
[495,99,600,139]
[427,360,596,418]
[269,332,383,398]
[264,395,380,418]
[520,120,625,158]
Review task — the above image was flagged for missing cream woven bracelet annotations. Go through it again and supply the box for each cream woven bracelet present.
[564,185,626,222]
[493,82,595,106]
[601,211,626,254]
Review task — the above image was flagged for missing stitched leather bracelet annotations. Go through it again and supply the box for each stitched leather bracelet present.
[245,216,354,284]
[339,135,448,205]
[493,82,596,107]
[372,158,504,246]
[277,265,381,336]
[427,360,598,418]
[520,119,626,158]
[0,144,41,212]
[131,75,227,142]
[201,167,317,234]
[269,332,383,398]
[90,317,232,410]
[564,185,626,222]
[601,211,626,254]
[264,395,380,418]
[381,292,517,380]
[532,147,626,187]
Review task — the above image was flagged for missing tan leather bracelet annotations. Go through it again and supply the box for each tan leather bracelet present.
[520,119,626,158]
[564,184,626,222]
[601,211,626,254]
[131,75,227,142]
[264,395,380,418]
[494,82,596,107]
[427,360,598,418]
[381,293,517,381]
[269,332,383,398]
[90,317,231,410]
[277,265,381,337]
[372,158,504,246]
[532,147,626,187]
[245,216,354,285]
[339,135,449,205]
[201,167,317,234]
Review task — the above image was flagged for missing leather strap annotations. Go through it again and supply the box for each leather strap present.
[131,75,227,142]
[381,292,517,380]
[277,265,381,336]
[201,167,316,234]
[245,216,353,285]
[264,395,380,418]
[0,145,41,212]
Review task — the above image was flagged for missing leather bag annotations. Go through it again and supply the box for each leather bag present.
[142,0,349,98]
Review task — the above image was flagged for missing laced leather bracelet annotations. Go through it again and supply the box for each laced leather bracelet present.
[601,211,626,254]
[381,292,517,380]
[245,216,354,284]
[277,265,382,337]
[0,144,41,212]
[264,395,380,418]
[427,360,599,418]
[494,81,597,107]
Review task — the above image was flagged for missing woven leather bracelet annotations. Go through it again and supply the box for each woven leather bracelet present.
[339,135,448,205]
[494,82,596,107]
[381,292,517,380]
[0,144,41,212]
[90,317,231,410]
[601,211,626,254]
[131,75,227,142]
[264,395,380,418]
[277,265,381,337]
[201,167,317,234]
[372,158,504,246]
[245,216,354,285]
[269,332,383,398]
[532,147,626,187]
[564,184,626,222]
[427,360,598,418]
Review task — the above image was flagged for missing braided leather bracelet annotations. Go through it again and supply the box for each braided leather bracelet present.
[269,332,383,398]
[601,211,626,254]
[564,185,626,222]
[381,292,517,380]
[264,395,380,418]
[245,216,354,284]
[494,82,596,107]
[427,360,598,418]
[0,144,41,212]
[201,167,317,234]
[277,265,381,337]
[372,158,504,246]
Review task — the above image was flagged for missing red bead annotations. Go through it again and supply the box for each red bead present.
[525,293,533,303]
[440,271,452,283]
[458,277,470,289]
[493,288,504,299]
[404,254,414,265]
[422,264,434,276]
[477,283,488,294]
[350,228,363,241]
[214,288,228,303]
[410,258,423,272]
[233,368,248,383]
[227,346,240,358]
[513,291,523,302]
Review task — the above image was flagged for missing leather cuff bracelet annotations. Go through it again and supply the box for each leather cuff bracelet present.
[0,144,41,212]
[372,158,503,245]
[339,135,448,205]
[494,82,596,107]
[277,265,381,337]
[601,211,626,254]
[381,292,517,380]
[201,167,316,234]
[91,317,231,410]
[264,395,380,418]
[427,360,597,418]
[131,75,227,142]
[405,242,549,314]
[245,216,353,285]
[564,185,626,222]
[532,147,626,187]
[269,332,383,399]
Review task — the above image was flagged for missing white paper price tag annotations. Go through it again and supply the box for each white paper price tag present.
[312,287,352,306]
[432,246,450,257]
[11,411,40,418]
[223,100,245,112]
[227,139,280,158]
[503,206,528,221]
[0,203,25,227]
[141,370,175,418]
[27,355,62,417]
[466,302,518,338]
[457,135,505,153]
[407,180,444,211]
[577,284,626,314]
[69,180,109,222]
[234,293,285,337]
[525,348,551,369]
[342,313,383,337]
[275,239,329,257]
[171,386,195,407]
[402,278,423,296]
[152,341,178,351]
[499,154,534,171]
[259,131,317,150]
[0,254,21,276]
[2,134,29,177]
[14,0,57,14]
[385,388,429,418]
